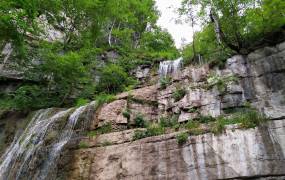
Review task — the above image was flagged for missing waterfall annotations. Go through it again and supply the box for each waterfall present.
[158,57,183,77]
[0,43,13,71]
[0,103,92,180]
[38,105,88,180]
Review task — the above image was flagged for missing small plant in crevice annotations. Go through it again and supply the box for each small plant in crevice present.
[160,76,171,89]
[134,114,146,128]
[232,109,267,129]
[78,141,89,149]
[172,87,187,102]
[132,123,166,141]
[146,123,165,137]
[122,109,131,120]
[196,115,216,124]
[209,116,228,134]
[206,74,238,93]
[101,140,113,147]
[188,107,199,113]
[183,121,204,135]
[94,94,116,109]
[159,115,179,128]
[87,122,112,137]
[133,130,147,141]
[176,132,189,145]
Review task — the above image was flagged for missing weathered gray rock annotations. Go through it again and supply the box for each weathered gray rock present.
[190,65,209,82]
[97,100,128,127]
[66,120,285,180]
[178,111,198,122]
[132,65,151,81]
[128,102,158,123]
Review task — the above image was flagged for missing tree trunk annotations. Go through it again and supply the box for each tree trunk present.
[209,9,240,53]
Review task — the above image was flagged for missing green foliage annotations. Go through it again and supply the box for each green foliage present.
[122,109,131,120]
[94,94,116,109]
[180,0,285,65]
[78,141,89,149]
[101,141,113,147]
[133,130,147,141]
[207,74,238,93]
[134,114,146,128]
[87,122,113,137]
[0,83,63,111]
[132,123,165,141]
[196,115,216,123]
[140,27,179,57]
[75,98,90,107]
[0,0,173,111]
[176,132,188,145]
[231,109,267,128]
[97,64,135,94]
[172,88,187,102]
[210,109,267,134]
[182,24,233,65]
[145,123,165,137]
[160,76,171,89]
[159,115,179,128]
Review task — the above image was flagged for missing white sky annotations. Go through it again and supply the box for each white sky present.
[155,0,193,49]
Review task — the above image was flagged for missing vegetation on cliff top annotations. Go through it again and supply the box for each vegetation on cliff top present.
[180,0,285,65]
[0,0,178,110]
[0,0,284,111]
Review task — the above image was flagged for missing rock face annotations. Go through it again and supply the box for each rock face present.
[61,41,285,180]
[1,42,285,179]
[65,120,285,180]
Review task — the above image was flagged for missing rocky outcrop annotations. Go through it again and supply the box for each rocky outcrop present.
[1,41,285,179]
[65,120,285,180]
[62,41,285,180]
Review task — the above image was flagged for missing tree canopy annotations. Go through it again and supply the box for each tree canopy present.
[180,0,285,64]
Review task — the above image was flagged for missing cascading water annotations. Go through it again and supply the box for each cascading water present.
[158,57,183,77]
[38,105,88,180]
[0,103,92,180]
[0,42,13,71]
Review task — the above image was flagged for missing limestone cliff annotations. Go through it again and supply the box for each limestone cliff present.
[58,41,285,179]
[0,41,285,180]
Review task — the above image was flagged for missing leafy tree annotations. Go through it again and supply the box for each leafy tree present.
[96,64,134,94]
[180,0,285,57]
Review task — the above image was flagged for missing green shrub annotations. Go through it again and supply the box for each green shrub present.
[207,74,238,93]
[210,116,228,134]
[133,130,147,141]
[196,115,216,123]
[159,115,179,128]
[97,64,135,94]
[95,94,116,108]
[13,85,60,110]
[160,76,171,89]
[231,109,267,128]
[172,88,187,102]
[75,98,90,107]
[176,132,189,145]
[146,123,165,136]
[134,114,146,128]
[122,109,131,120]
[185,121,200,130]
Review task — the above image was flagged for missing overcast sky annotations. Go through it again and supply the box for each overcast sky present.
[155,0,193,48]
